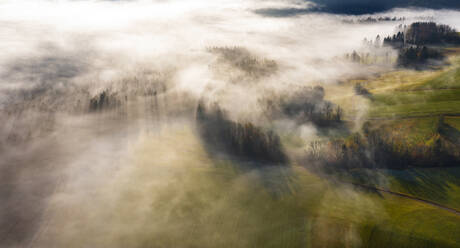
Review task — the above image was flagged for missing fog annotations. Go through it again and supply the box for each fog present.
[0,0,459,247]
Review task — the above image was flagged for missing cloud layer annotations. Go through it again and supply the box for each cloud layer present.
[0,1,459,247]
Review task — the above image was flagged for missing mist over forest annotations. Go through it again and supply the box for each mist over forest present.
[1,1,460,248]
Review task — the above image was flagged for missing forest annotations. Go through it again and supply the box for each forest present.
[196,101,287,164]
[382,22,460,67]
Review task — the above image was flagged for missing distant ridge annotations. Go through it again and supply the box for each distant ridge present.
[312,0,460,15]
[255,0,460,17]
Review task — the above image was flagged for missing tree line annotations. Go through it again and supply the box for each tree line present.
[397,46,444,68]
[263,86,343,127]
[196,101,287,165]
[381,22,460,67]
[305,117,460,169]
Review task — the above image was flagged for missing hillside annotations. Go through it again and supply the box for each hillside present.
[305,47,460,231]
[43,126,460,248]
[311,0,460,14]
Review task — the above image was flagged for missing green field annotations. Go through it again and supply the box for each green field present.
[363,56,460,118]
[369,89,460,118]
[345,167,460,210]
[325,51,460,150]
[325,55,460,119]
[308,52,460,247]
[398,57,460,91]
[362,116,460,146]
[48,127,460,248]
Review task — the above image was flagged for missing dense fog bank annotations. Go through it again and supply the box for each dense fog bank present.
[1,1,460,247]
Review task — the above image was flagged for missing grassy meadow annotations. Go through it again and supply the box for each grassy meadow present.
[304,50,460,247]
[326,55,460,120]
[40,126,460,248]
[359,56,460,119]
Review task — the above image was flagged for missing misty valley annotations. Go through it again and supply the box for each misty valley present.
[1,1,460,248]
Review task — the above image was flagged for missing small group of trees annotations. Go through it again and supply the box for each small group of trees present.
[405,22,460,45]
[305,118,460,169]
[345,49,393,65]
[196,101,287,164]
[346,51,361,63]
[86,74,170,113]
[363,119,459,168]
[384,22,460,47]
[89,90,121,112]
[267,86,343,126]
[353,83,371,97]
[208,46,277,78]
[362,35,382,48]
[397,46,444,68]
[381,22,459,68]
[383,31,405,49]
[346,22,458,67]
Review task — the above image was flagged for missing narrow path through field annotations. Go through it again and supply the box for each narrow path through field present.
[351,183,460,216]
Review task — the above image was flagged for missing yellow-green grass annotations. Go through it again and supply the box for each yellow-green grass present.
[358,55,460,92]
[386,168,460,210]
[366,116,460,148]
[369,90,460,118]
[367,117,439,145]
[361,56,460,118]
[398,64,460,91]
[324,82,369,120]
[47,126,460,248]
[355,70,438,93]
[324,68,447,119]
[323,54,460,120]
[347,167,460,211]
[445,116,460,130]
[320,52,460,121]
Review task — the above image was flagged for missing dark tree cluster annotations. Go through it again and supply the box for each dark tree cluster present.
[353,83,371,97]
[89,90,121,112]
[86,74,171,113]
[267,86,343,126]
[405,22,460,45]
[381,22,459,68]
[383,22,460,47]
[306,119,460,170]
[364,121,459,168]
[383,31,405,49]
[397,46,444,68]
[196,102,287,165]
